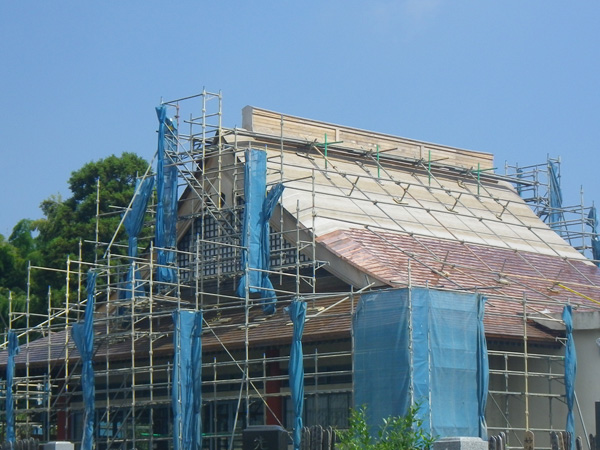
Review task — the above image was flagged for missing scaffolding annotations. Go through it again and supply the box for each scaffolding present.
[0,92,598,449]
[505,158,598,262]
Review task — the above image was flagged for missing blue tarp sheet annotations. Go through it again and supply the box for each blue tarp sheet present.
[155,105,179,284]
[287,299,307,450]
[516,168,523,196]
[548,161,565,233]
[563,305,576,449]
[71,271,98,450]
[354,290,410,425]
[354,288,488,439]
[587,206,600,266]
[236,149,284,314]
[6,330,19,444]
[477,294,489,437]
[172,310,203,450]
[124,176,154,298]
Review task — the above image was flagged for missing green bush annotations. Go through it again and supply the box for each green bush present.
[337,404,436,450]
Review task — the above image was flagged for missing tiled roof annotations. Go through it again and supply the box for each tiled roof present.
[0,295,356,368]
[0,279,562,370]
[318,227,600,340]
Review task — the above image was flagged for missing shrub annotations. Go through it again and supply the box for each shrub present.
[337,404,436,450]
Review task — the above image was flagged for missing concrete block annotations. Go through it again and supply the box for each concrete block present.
[433,437,488,450]
[43,442,74,450]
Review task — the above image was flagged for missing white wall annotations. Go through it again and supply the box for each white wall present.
[573,328,600,443]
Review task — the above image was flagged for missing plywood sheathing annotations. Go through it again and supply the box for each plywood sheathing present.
[256,147,585,262]
[243,106,494,171]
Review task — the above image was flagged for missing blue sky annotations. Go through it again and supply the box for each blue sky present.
[1,1,599,237]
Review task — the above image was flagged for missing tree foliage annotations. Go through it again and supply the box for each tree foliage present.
[0,221,38,329]
[0,152,150,330]
[36,152,149,267]
[337,405,437,450]
[0,234,21,289]
[0,219,40,292]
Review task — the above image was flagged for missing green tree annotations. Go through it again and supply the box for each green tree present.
[2,152,150,324]
[0,224,35,330]
[0,287,26,331]
[0,234,20,288]
[35,152,149,268]
[9,219,36,256]
[337,405,437,450]
[9,219,41,286]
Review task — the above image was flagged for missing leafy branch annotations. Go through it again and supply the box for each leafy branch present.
[337,404,436,450]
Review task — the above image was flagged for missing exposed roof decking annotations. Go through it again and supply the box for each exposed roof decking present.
[243,106,494,170]
[256,148,586,262]
[238,105,586,262]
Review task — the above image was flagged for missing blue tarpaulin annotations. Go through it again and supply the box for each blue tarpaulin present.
[548,161,565,233]
[124,176,154,298]
[354,290,410,426]
[6,330,19,444]
[155,105,179,284]
[236,149,285,314]
[354,288,488,439]
[563,305,576,450]
[71,271,98,450]
[287,299,306,450]
[172,310,203,450]
[516,168,523,196]
[587,207,600,266]
[411,288,431,430]
[477,294,489,439]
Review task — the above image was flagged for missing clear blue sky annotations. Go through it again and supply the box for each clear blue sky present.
[1,1,599,237]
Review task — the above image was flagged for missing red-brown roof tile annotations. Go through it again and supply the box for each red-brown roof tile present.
[318,227,600,340]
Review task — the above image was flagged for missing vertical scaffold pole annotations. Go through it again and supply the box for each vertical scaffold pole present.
[104,258,111,442]
[149,243,155,450]
[523,293,529,431]
[95,179,100,265]
[312,167,316,295]
[175,307,182,449]
[324,133,328,170]
[218,91,223,208]
[296,201,301,297]
[130,261,137,449]
[64,256,71,438]
[428,150,432,186]
[408,260,414,406]
[78,240,83,312]
[46,282,52,442]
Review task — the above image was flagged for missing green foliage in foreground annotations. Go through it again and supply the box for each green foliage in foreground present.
[337,404,436,450]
